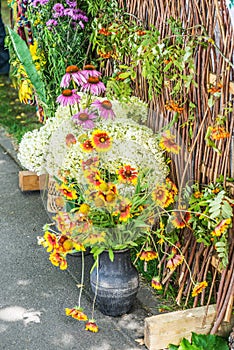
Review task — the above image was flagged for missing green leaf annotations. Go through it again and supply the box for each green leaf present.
[108,249,114,262]
[191,332,229,350]
[7,27,47,106]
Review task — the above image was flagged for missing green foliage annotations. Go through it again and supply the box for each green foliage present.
[168,332,229,350]
[188,180,233,268]
[7,27,47,106]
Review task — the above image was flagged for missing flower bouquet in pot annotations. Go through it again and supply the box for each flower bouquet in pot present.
[34,63,170,329]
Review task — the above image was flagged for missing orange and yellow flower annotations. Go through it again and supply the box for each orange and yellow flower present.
[49,251,67,270]
[85,320,99,332]
[117,165,138,185]
[152,184,174,208]
[58,183,78,200]
[210,126,230,140]
[211,218,232,237]
[44,231,59,252]
[80,139,95,152]
[159,130,181,154]
[192,281,208,297]
[91,130,112,152]
[65,307,88,321]
[138,250,158,261]
[113,199,132,222]
[84,170,102,187]
[171,210,191,229]
[151,276,163,290]
[165,100,184,113]
[166,248,184,270]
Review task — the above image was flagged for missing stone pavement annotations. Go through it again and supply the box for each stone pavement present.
[0,128,161,350]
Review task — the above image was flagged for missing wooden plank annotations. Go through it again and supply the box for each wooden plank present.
[19,170,44,191]
[144,304,234,350]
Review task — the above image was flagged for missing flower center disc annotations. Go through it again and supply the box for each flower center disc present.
[100,137,107,143]
[88,77,100,84]
[84,64,95,70]
[62,89,73,96]
[66,65,79,73]
[102,100,112,110]
[79,113,89,121]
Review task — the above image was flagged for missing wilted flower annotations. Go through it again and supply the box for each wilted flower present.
[159,130,180,154]
[85,320,99,332]
[151,276,163,290]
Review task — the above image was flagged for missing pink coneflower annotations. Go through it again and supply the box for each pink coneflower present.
[56,89,81,106]
[81,64,102,79]
[91,99,115,120]
[81,77,106,95]
[65,0,77,7]
[72,109,97,129]
[52,3,64,17]
[60,65,86,88]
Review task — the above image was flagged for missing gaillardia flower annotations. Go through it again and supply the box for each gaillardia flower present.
[91,130,112,152]
[85,320,98,332]
[171,210,191,229]
[80,139,95,152]
[81,77,106,95]
[117,165,138,185]
[211,218,232,237]
[58,183,78,200]
[138,250,158,261]
[152,184,173,208]
[192,281,208,297]
[44,231,58,252]
[91,99,115,120]
[60,65,86,87]
[56,89,81,106]
[159,130,180,154]
[151,276,163,290]
[65,307,88,321]
[65,133,77,147]
[166,247,184,270]
[49,251,67,270]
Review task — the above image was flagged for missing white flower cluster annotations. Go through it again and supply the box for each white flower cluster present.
[18,98,168,185]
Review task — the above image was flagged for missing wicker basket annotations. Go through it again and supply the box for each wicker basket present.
[47,176,64,214]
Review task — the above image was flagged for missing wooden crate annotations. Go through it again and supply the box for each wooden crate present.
[144,304,234,350]
[19,171,44,191]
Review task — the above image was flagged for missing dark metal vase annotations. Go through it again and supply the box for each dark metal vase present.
[90,249,139,317]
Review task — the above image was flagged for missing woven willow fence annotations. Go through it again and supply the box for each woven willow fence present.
[106,0,234,334]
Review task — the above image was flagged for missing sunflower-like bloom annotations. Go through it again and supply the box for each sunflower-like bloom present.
[211,218,232,237]
[113,198,132,222]
[80,139,95,153]
[138,250,158,261]
[91,130,112,152]
[91,99,116,120]
[43,231,59,252]
[171,210,191,229]
[152,184,173,208]
[57,183,78,200]
[192,281,208,297]
[117,165,138,185]
[84,169,102,187]
[85,320,99,332]
[151,276,163,290]
[65,307,88,321]
[159,130,181,154]
[166,248,184,270]
[49,251,67,270]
